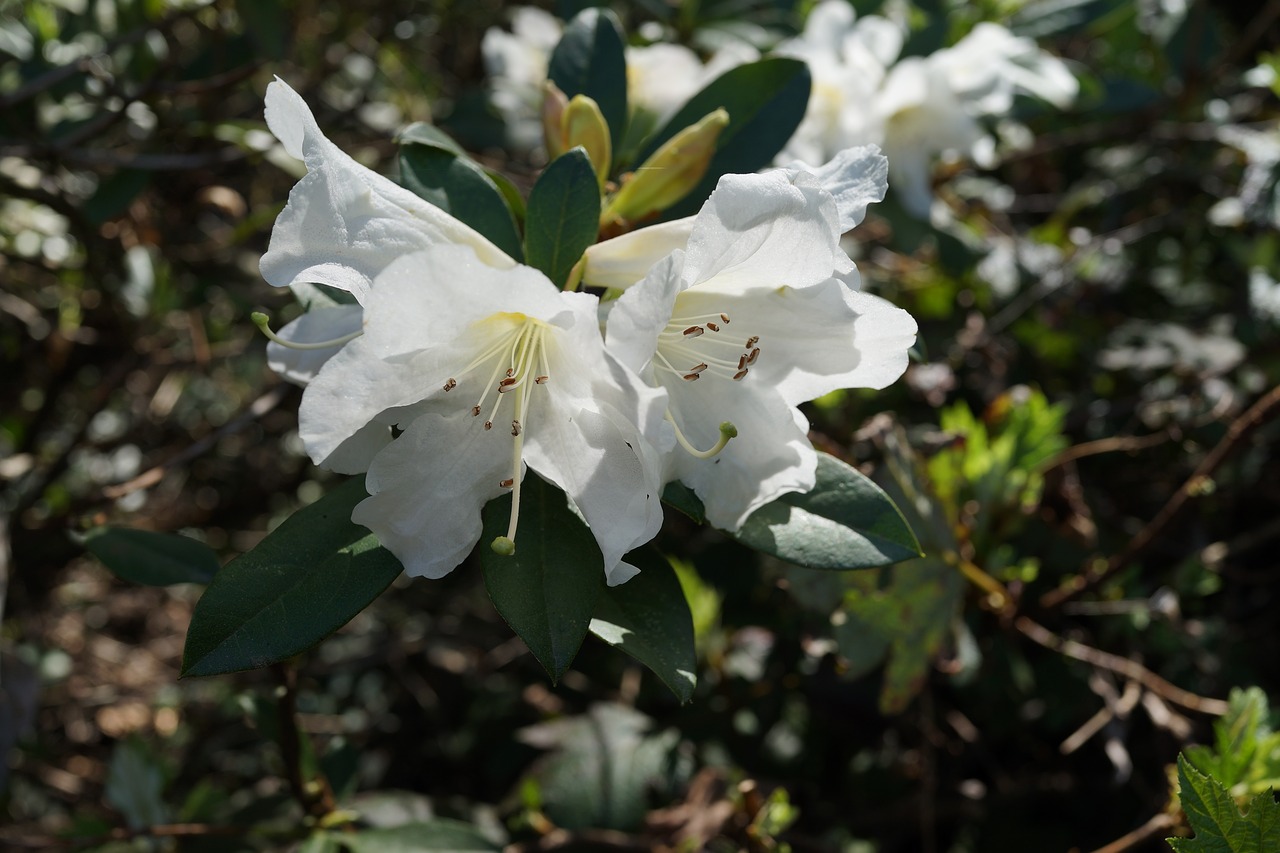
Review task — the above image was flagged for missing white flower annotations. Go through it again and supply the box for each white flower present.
[257,79,515,383]
[626,41,757,126]
[603,148,917,529]
[298,243,671,585]
[776,1,903,165]
[481,7,564,152]
[932,23,1078,115]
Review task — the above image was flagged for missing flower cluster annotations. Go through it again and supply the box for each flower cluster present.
[777,1,1078,216]
[258,80,916,584]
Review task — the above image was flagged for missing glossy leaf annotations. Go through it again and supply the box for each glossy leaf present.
[81,527,219,586]
[181,478,402,677]
[399,133,523,262]
[341,820,501,853]
[590,549,697,703]
[523,148,600,288]
[636,58,811,219]
[480,473,605,681]
[736,452,922,570]
[546,7,628,154]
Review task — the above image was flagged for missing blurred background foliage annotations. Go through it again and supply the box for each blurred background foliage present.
[2,0,1279,850]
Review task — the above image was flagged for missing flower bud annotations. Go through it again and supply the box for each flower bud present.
[561,95,612,190]
[601,108,729,229]
[541,81,570,160]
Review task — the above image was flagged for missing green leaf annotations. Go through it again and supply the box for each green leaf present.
[518,704,683,831]
[589,549,697,703]
[523,148,601,288]
[399,138,523,262]
[341,820,501,853]
[661,481,705,524]
[836,556,964,714]
[1170,755,1280,852]
[1185,687,1280,797]
[181,478,402,677]
[480,473,606,680]
[83,169,150,225]
[740,453,921,570]
[635,58,811,219]
[80,527,219,586]
[105,738,168,829]
[546,7,628,155]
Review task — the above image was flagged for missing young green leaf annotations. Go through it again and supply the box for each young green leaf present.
[523,148,601,288]
[399,140,523,262]
[80,527,219,586]
[1169,754,1280,852]
[181,478,402,677]
[480,473,606,681]
[546,7,628,155]
[590,549,697,703]
[635,58,812,219]
[737,453,922,570]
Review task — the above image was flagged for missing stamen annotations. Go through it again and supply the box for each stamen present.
[733,369,749,381]
[535,375,549,384]
[737,355,747,370]
[499,377,518,392]
[682,326,704,337]
[665,412,738,459]
[682,373,701,381]
[484,420,493,430]
[705,322,719,332]
[443,378,457,392]
[746,335,759,348]
[471,405,481,417]
[251,312,363,350]
[500,478,514,488]
[689,363,708,374]
[720,313,730,324]
[511,420,521,436]
[747,347,760,365]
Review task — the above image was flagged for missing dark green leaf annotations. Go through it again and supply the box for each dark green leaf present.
[105,738,167,829]
[341,820,501,853]
[636,58,811,219]
[736,453,922,570]
[481,473,605,680]
[660,481,705,524]
[523,148,600,288]
[547,7,628,154]
[1170,755,1280,852]
[84,169,150,225]
[80,527,219,586]
[399,144,523,262]
[397,121,467,156]
[483,168,527,223]
[590,549,697,703]
[181,478,402,677]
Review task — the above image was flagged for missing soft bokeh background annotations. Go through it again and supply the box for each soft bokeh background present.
[3,0,1279,850]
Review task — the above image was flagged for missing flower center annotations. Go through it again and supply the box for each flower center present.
[652,305,756,457]
[438,314,552,554]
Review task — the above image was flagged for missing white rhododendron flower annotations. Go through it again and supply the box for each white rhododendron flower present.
[604,147,917,529]
[297,244,670,585]
[481,7,564,152]
[258,79,514,383]
[775,2,1077,218]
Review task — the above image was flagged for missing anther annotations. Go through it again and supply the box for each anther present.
[683,326,704,337]
[737,355,747,370]
[746,335,759,348]
[506,368,514,378]
[689,363,708,374]
[535,375,549,384]
[706,322,719,332]
[500,478,514,488]
[484,420,493,430]
[747,347,760,365]
[682,373,701,381]
[443,378,457,392]
[511,420,522,436]
[471,405,482,417]
[499,377,518,391]
[720,313,730,324]
[733,369,749,381]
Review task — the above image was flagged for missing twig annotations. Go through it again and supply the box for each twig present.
[1087,811,1177,853]
[1043,431,1175,471]
[1041,384,1280,610]
[274,662,336,820]
[1015,617,1228,716]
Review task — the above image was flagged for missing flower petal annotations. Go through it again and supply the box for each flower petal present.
[266,304,363,386]
[352,410,514,578]
[784,145,888,232]
[580,218,695,290]
[604,251,685,375]
[260,79,514,302]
